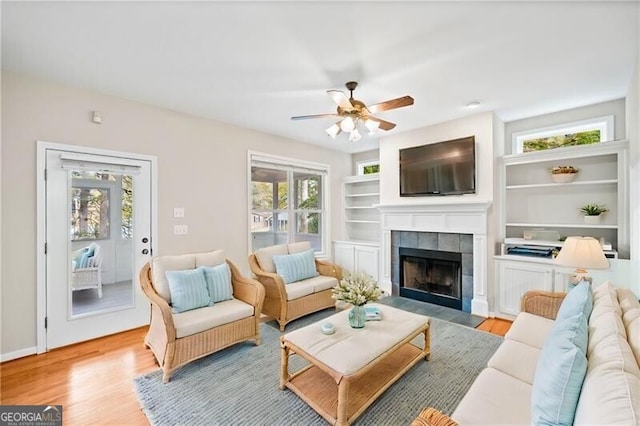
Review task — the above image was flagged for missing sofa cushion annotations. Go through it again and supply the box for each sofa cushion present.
[623,309,640,366]
[194,249,226,268]
[617,288,640,314]
[307,274,339,292]
[254,244,288,273]
[591,281,622,320]
[273,249,318,284]
[574,331,640,425]
[173,298,255,338]
[284,279,316,301]
[531,312,588,426]
[587,310,627,356]
[201,263,233,303]
[487,338,541,385]
[151,254,197,303]
[452,367,532,425]
[556,281,592,322]
[166,268,212,313]
[505,312,555,349]
[288,241,312,254]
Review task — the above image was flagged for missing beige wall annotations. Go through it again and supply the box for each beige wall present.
[350,149,379,175]
[1,71,351,356]
[626,33,640,280]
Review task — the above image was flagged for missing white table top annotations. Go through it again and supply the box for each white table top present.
[283,303,429,376]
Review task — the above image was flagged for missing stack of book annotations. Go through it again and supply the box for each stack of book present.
[365,305,382,321]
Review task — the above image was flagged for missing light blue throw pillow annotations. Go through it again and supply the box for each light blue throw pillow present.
[556,280,593,322]
[200,263,233,303]
[166,269,211,313]
[272,249,318,284]
[531,312,589,425]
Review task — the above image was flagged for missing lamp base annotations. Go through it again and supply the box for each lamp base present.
[568,268,592,289]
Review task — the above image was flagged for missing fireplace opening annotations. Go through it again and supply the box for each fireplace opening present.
[399,247,462,310]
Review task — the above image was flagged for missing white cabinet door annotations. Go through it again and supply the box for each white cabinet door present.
[496,259,553,318]
[354,245,379,282]
[333,243,355,273]
[333,242,379,282]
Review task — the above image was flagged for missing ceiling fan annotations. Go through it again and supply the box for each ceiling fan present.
[291,81,414,142]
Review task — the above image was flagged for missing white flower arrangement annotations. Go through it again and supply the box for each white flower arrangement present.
[331,271,383,306]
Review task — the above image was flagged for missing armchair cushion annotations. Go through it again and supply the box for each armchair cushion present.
[173,299,255,338]
[285,275,339,301]
[152,254,197,303]
[201,263,233,303]
[254,244,288,273]
[166,269,212,313]
[272,249,318,284]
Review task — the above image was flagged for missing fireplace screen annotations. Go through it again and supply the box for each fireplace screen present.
[399,248,462,309]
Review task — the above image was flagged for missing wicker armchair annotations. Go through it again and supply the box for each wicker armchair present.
[139,250,264,383]
[248,242,342,331]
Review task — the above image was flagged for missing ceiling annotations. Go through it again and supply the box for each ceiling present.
[2,1,638,154]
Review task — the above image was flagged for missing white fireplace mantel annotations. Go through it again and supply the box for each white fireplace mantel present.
[378,201,492,317]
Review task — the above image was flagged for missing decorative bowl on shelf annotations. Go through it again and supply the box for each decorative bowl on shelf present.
[549,166,579,183]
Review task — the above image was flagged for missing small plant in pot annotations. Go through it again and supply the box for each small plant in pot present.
[580,203,609,224]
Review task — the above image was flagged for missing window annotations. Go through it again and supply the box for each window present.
[357,160,380,175]
[249,152,329,255]
[70,171,133,241]
[512,116,614,154]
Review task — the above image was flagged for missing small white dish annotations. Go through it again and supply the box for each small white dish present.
[320,321,335,335]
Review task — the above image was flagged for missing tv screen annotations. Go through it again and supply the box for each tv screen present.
[399,136,476,196]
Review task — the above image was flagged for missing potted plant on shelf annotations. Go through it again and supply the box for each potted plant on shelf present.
[580,203,609,224]
[549,165,579,183]
[331,271,383,329]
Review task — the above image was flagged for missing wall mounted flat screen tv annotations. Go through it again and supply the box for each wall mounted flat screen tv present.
[400,136,476,196]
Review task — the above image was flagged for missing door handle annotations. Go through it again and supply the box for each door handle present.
[142,249,149,255]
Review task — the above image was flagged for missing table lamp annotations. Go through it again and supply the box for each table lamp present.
[554,236,609,285]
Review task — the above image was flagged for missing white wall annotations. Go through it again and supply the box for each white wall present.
[1,71,352,356]
[626,30,640,283]
[379,112,496,206]
[350,149,379,175]
[504,98,626,155]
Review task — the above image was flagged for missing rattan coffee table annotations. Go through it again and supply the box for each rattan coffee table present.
[279,303,430,425]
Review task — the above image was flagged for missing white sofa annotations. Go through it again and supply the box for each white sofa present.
[414,281,640,425]
[248,241,342,331]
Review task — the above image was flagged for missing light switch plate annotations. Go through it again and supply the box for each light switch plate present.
[174,225,188,235]
[173,207,185,218]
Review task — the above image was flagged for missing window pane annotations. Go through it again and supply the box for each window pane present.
[294,212,321,251]
[363,164,380,174]
[71,187,110,240]
[295,173,320,210]
[121,175,133,239]
[251,167,288,210]
[522,129,601,152]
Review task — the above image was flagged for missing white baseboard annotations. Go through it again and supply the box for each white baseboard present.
[1,346,37,362]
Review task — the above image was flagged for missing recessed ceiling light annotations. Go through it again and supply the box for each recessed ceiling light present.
[466,101,481,109]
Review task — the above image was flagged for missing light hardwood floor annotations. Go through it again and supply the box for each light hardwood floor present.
[0,318,511,425]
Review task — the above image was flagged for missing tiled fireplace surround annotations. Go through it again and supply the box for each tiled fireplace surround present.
[391,231,474,312]
[378,202,491,317]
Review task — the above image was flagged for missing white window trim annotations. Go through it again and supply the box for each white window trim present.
[356,159,381,175]
[247,151,330,258]
[512,115,614,154]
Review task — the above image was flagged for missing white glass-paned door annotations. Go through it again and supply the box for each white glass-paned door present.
[45,149,152,349]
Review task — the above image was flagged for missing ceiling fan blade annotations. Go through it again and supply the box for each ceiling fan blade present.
[370,117,396,131]
[291,113,338,120]
[327,90,354,111]
[366,95,414,114]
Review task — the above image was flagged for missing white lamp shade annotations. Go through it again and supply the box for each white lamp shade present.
[340,116,355,132]
[554,236,609,270]
[365,118,380,134]
[325,123,340,139]
[348,128,361,142]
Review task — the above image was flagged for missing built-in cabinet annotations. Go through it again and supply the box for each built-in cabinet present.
[495,140,630,319]
[333,174,380,282]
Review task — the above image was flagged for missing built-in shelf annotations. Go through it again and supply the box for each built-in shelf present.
[505,179,617,190]
[506,222,618,229]
[342,174,380,243]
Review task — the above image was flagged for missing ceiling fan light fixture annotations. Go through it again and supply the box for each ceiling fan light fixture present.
[326,123,341,139]
[349,128,361,142]
[365,118,380,135]
[340,116,355,132]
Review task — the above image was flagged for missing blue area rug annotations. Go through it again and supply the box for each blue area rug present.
[135,309,502,425]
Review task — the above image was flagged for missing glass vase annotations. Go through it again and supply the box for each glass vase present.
[348,305,366,329]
